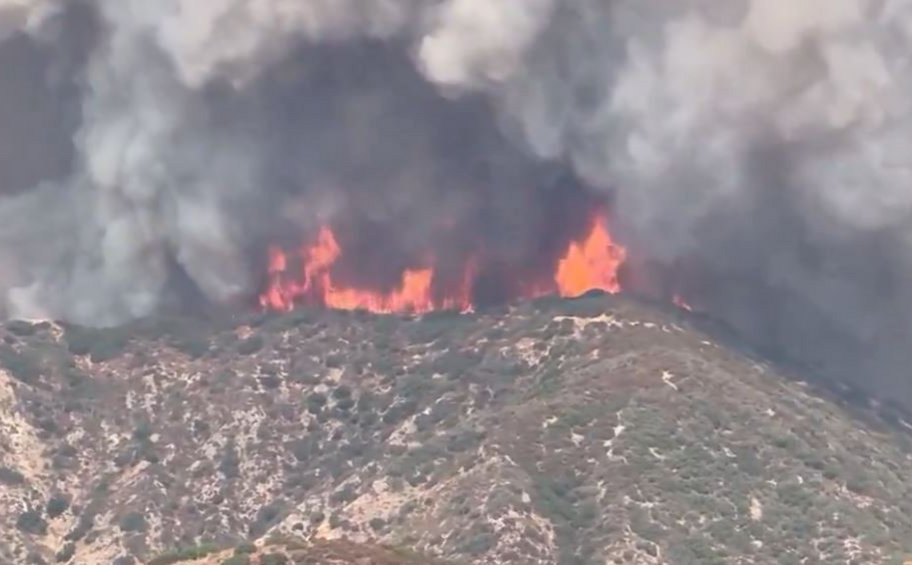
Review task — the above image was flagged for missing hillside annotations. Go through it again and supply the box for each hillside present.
[0,293,911,564]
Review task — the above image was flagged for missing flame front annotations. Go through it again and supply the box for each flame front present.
[260,226,470,313]
[555,216,626,297]
[260,213,627,314]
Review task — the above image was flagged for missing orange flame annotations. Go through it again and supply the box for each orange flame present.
[555,216,626,297]
[260,213,627,314]
[260,226,472,314]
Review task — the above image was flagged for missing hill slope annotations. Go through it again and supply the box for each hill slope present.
[0,294,911,564]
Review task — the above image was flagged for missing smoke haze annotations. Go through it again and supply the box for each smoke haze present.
[2,0,912,405]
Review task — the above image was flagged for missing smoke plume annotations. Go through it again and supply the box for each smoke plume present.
[2,0,912,405]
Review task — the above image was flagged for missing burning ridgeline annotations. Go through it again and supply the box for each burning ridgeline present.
[1,0,912,406]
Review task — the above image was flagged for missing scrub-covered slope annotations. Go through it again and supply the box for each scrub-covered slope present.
[0,293,911,564]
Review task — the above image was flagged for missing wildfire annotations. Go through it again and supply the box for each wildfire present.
[555,216,626,296]
[260,214,627,314]
[260,227,468,313]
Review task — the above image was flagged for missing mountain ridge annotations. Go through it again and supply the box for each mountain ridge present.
[0,293,911,564]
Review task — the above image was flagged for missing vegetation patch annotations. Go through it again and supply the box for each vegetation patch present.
[118,511,146,533]
[16,510,47,535]
[64,326,131,362]
[55,542,76,563]
[5,320,38,337]
[46,494,70,519]
[0,295,910,565]
[236,335,264,356]
[147,544,221,565]
[0,345,41,384]
[0,466,25,485]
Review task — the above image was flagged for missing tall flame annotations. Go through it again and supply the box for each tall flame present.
[260,213,627,314]
[555,216,626,296]
[260,226,471,313]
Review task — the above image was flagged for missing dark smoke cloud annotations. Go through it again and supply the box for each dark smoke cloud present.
[2,0,912,405]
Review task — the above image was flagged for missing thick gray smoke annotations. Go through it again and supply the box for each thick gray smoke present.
[2,0,912,404]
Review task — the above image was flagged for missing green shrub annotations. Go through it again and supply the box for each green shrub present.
[329,485,358,506]
[407,311,471,343]
[63,512,94,542]
[132,419,153,442]
[381,399,418,425]
[234,542,256,555]
[63,327,94,355]
[306,393,327,414]
[146,544,220,565]
[248,502,284,538]
[55,543,75,563]
[63,327,129,362]
[118,511,145,532]
[456,525,496,556]
[46,495,70,518]
[0,346,40,384]
[16,510,47,535]
[0,465,25,485]
[236,335,264,355]
[446,430,485,453]
[6,320,37,337]
[219,443,241,478]
[220,556,250,565]
[369,517,386,531]
[432,350,480,379]
[171,337,210,359]
[259,375,281,389]
[288,437,317,462]
[356,392,375,412]
[260,553,288,565]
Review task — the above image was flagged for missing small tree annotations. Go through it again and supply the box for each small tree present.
[16,510,47,535]
[46,495,70,519]
[118,511,146,532]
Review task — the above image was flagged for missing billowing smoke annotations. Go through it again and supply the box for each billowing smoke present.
[2,0,912,405]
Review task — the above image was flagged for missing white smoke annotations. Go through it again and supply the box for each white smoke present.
[424,0,912,250]
[0,0,61,39]
[154,0,427,88]
[418,0,555,89]
[408,0,912,398]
